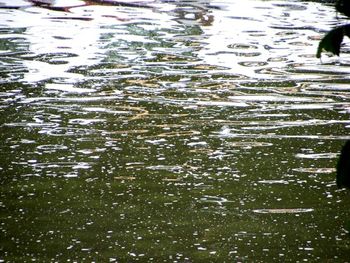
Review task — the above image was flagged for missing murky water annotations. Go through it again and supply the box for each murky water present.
[1,0,350,261]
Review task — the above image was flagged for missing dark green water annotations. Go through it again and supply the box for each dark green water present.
[1,0,350,261]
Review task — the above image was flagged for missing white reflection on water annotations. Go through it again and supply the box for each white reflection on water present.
[0,0,342,84]
[198,0,331,79]
[46,83,96,93]
[0,0,177,82]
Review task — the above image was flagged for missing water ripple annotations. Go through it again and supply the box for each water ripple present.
[1,0,350,261]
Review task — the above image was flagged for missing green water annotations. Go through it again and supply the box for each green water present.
[1,0,350,261]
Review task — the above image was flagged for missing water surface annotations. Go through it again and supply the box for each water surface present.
[1,0,350,261]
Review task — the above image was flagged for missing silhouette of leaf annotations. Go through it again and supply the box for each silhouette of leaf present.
[336,140,350,189]
[316,26,344,58]
[336,0,350,18]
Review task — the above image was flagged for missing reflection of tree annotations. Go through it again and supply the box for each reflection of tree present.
[317,0,350,58]
[0,0,152,12]
[0,0,216,26]
[0,0,215,26]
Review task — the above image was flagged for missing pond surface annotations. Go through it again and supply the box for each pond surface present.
[1,0,350,261]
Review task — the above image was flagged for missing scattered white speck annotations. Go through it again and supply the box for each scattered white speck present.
[63,173,78,178]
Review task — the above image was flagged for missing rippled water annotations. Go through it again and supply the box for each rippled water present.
[1,0,350,261]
